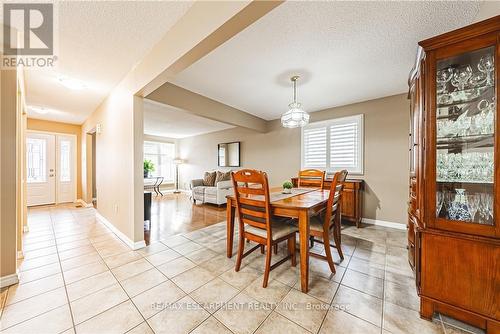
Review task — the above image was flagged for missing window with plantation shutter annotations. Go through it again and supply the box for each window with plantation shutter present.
[301,114,363,174]
[303,127,327,168]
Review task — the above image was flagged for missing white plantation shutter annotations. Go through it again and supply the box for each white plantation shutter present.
[330,122,358,169]
[303,127,327,168]
[301,115,363,174]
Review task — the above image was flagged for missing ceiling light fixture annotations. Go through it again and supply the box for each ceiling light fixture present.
[28,106,50,114]
[281,75,309,128]
[57,76,87,90]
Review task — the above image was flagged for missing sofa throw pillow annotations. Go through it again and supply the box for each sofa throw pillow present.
[203,171,217,186]
[215,170,231,184]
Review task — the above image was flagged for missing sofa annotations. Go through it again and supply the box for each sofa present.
[190,173,233,205]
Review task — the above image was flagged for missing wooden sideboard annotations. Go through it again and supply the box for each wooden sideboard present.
[291,177,363,227]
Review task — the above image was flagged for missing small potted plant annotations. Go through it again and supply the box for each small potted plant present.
[282,180,293,194]
[144,160,155,178]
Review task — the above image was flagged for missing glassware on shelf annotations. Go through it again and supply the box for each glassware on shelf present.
[451,65,473,91]
[466,193,480,222]
[477,99,495,135]
[448,189,471,221]
[436,191,445,216]
[469,71,487,88]
[437,152,493,183]
[437,67,453,94]
[478,193,494,225]
[478,54,494,86]
[456,112,471,136]
[435,46,495,227]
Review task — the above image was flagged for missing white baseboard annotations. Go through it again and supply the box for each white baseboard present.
[23,225,29,233]
[95,212,146,250]
[77,199,93,208]
[0,272,19,288]
[362,218,406,230]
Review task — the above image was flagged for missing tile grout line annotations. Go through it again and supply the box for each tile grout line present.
[51,207,78,332]
[315,242,355,334]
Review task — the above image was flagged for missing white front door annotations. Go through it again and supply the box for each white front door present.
[56,135,76,203]
[27,133,56,206]
[27,132,77,206]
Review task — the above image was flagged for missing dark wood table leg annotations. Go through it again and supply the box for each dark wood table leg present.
[298,209,310,293]
[226,199,235,258]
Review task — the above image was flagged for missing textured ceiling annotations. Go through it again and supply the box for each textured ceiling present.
[24,1,193,124]
[173,1,482,120]
[143,99,234,139]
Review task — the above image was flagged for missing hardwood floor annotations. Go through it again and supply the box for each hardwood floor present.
[144,192,226,245]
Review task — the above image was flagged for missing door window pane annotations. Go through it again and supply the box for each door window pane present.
[27,138,46,183]
[60,140,71,182]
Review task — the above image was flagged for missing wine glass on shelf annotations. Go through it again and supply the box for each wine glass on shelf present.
[451,65,473,91]
[479,193,493,225]
[436,191,445,217]
[466,193,479,222]
[478,54,494,86]
[437,67,453,94]
[477,99,492,135]
[469,71,487,88]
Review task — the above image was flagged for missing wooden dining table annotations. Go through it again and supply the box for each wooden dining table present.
[226,187,331,293]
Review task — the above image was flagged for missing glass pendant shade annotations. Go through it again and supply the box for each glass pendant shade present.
[281,76,309,128]
[281,102,310,128]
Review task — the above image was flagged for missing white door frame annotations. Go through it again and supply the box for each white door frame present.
[26,130,77,205]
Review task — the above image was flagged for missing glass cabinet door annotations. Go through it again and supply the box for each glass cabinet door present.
[435,46,495,226]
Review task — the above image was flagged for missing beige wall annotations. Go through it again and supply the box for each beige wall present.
[1,69,19,281]
[178,93,409,225]
[27,118,83,199]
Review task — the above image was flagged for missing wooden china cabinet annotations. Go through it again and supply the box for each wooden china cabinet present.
[408,16,500,333]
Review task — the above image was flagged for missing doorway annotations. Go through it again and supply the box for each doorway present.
[26,131,77,206]
[91,132,97,207]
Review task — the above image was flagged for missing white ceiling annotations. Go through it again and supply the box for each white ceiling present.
[143,99,234,139]
[23,1,193,124]
[173,1,482,120]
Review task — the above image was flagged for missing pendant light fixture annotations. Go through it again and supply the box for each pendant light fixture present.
[281,75,309,128]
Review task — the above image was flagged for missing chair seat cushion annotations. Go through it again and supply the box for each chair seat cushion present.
[245,218,298,241]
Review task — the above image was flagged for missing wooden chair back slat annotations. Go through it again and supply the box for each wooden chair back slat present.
[238,187,265,195]
[298,169,325,189]
[324,170,348,229]
[231,169,272,237]
[238,197,266,207]
[240,207,266,219]
[241,218,267,230]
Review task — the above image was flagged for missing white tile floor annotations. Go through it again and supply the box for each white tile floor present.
[0,205,484,334]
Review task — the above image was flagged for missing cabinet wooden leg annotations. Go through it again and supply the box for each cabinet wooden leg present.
[420,298,434,320]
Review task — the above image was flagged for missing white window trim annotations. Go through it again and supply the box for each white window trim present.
[301,114,364,175]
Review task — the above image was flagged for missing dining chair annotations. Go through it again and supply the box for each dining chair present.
[307,169,348,274]
[231,169,298,288]
[298,169,325,189]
